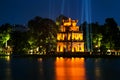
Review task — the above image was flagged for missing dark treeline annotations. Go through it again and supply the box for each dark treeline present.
[0,15,120,54]
[82,18,120,53]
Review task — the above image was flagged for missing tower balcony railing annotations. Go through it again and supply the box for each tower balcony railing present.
[57,39,84,42]
[58,31,83,33]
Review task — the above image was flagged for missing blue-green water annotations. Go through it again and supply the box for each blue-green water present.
[0,56,120,80]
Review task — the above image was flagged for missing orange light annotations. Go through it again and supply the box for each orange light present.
[55,58,86,80]
[57,18,84,52]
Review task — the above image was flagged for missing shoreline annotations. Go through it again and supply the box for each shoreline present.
[0,55,120,59]
[1,52,120,58]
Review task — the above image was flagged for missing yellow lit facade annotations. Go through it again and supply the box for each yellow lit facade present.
[57,18,84,52]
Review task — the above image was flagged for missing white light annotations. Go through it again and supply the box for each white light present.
[107,49,111,52]
[95,45,98,48]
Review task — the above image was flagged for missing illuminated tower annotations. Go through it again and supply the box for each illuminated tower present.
[57,18,84,53]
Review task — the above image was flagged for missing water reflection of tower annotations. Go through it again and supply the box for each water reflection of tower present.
[81,0,92,52]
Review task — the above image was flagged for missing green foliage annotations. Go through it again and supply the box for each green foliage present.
[101,18,120,50]
[1,33,10,44]
[28,16,58,53]
[93,33,102,47]
[0,23,12,47]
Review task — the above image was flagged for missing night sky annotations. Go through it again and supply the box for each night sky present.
[0,0,120,25]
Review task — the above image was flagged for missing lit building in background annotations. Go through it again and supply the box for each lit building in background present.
[57,18,84,53]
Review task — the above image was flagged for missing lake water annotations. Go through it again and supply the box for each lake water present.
[0,56,120,80]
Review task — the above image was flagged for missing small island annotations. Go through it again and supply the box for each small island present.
[0,15,120,58]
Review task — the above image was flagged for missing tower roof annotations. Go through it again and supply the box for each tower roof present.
[62,18,78,26]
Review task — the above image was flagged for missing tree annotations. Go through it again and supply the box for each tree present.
[11,31,29,54]
[28,16,57,54]
[100,45,107,54]
[90,22,102,51]
[0,23,12,47]
[28,16,43,54]
[93,33,103,52]
[56,15,68,27]
[102,18,119,51]
[39,18,57,53]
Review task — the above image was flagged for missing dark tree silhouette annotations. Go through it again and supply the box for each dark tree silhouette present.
[102,18,120,50]
[28,16,57,54]
[11,31,29,54]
